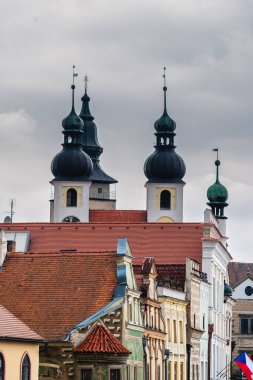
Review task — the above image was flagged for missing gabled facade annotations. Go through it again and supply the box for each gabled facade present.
[136,258,166,380]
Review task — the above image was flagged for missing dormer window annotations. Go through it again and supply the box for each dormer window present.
[67,188,77,207]
[160,190,171,210]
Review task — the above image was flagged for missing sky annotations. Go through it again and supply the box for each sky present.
[0,0,253,261]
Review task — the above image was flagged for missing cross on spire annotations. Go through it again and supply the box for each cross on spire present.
[84,75,89,93]
[72,65,78,87]
[213,147,219,161]
[163,66,167,87]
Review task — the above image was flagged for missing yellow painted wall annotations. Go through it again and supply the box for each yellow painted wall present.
[0,341,39,379]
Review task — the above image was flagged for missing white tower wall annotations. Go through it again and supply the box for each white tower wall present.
[53,181,91,223]
[145,182,184,222]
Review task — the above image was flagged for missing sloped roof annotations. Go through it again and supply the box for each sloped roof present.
[0,305,43,341]
[1,222,205,265]
[90,210,147,223]
[0,251,117,341]
[75,322,130,354]
[229,262,253,288]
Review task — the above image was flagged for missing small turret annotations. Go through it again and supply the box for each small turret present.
[207,149,228,219]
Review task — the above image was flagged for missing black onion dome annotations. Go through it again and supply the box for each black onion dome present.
[144,149,186,183]
[62,107,84,131]
[51,146,92,181]
[154,110,176,133]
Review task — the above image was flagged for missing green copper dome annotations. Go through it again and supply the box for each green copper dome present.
[224,282,233,297]
[206,154,228,219]
[207,160,228,203]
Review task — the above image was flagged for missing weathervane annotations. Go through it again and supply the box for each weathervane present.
[163,66,167,87]
[72,65,78,87]
[84,75,89,92]
[212,147,219,161]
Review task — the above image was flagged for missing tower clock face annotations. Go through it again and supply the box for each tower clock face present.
[62,216,80,223]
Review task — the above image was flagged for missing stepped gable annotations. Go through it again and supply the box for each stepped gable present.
[75,322,130,354]
[90,210,147,223]
[0,305,43,341]
[1,222,206,265]
[0,251,117,341]
[229,262,253,288]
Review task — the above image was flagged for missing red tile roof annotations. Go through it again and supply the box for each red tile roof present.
[0,251,117,341]
[0,305,43,341]
[75,322,131,354]
[90,210,147,223]
[229,262,253,288]
[1,222,206,265]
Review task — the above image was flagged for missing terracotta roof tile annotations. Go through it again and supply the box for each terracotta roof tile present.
[90,210,147,223]
[0,305,43,341]
[229,262,253,288]
[75,322,131,354]
[1,222,205,265]
[0,251,117,341]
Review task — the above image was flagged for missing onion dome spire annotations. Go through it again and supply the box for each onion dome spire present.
[79,76,117,184]
[207,148,228,219]
[144,67,186,183]
[51,66,93,181]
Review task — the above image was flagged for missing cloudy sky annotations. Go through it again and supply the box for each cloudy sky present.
[0,0,253,261]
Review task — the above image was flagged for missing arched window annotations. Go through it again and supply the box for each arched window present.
[0,353,5,380]
[21,354,30,380]
[160,190,171,210]
[66,188,77,207]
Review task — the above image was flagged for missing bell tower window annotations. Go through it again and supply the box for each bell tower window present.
[67,188,77,207]
[160,190,171,210]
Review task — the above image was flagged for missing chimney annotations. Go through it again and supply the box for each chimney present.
[7,240,16,253]
[0,229,7,268]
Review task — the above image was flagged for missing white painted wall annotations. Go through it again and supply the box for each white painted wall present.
[53,181,91,222]
[145,182,184,222]
[233,278,253,299]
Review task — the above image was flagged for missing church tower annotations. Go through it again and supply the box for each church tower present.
[50,67,93,223]
[206,149,228,235]
[144,68,186,223]
[79,76,117,210]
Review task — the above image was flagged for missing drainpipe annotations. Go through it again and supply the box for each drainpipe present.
[142,336,148,380]
[186,344,192,380]
[164,349,170,380]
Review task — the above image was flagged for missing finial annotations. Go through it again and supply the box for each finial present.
[163,66,167,89]
[212,148,220,182]
[84,75,89,94]
[71,65,78,110]
[162,67,167,113]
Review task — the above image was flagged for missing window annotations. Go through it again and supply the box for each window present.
[158,365,161,380]
[67,188,77,207]
[160,190,171,210]
[98,188,103,194]
[241,318,253,334]
[174,362,177,380]
[173,320,177,343]
[110,369,121,380]
[180,362,184,380]
[167,319,171,342]
[134,366,138,380]
[81,369,92,380]
[203,314,205,330]
[126,365,130,380]
[21,354,30,380]
[179,321,183,343]
[0,353,4,380]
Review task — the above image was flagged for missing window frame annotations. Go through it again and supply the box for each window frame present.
[160,190,171,210]
[0,352,5,380]
[21,353,31,380]
[66,188,77,207]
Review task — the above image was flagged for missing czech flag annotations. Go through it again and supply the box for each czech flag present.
[235,352,253,379]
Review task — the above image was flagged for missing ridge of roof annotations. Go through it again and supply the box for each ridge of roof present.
[75,321,130,354]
